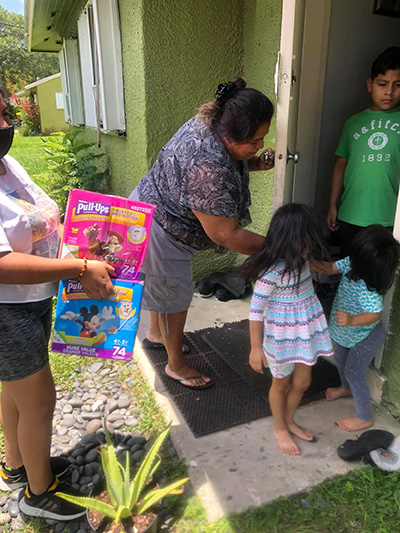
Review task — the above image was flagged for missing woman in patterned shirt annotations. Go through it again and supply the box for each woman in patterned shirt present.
[130,78,275,390]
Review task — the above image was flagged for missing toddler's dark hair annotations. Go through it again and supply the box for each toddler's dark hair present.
[347,225,400,295]
[239,203,330,289]
[371,47,400,80]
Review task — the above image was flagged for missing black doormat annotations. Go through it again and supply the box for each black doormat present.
[202,319,341,401]
[142,320,341,438]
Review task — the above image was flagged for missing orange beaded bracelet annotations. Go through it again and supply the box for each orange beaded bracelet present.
[76,257,87,281]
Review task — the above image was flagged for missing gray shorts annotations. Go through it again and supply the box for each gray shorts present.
[141,218,196,313]
[0,297,53,382]
[130,186,197,313]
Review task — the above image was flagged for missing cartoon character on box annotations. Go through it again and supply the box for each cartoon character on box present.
[60,305,114,346]
[108,301,136,334]
[102,231,124,264]
[82,223,103,259]
[77,305,104,338]
[128,225,147,245]
[82,225,124,265]
[116,301,136,319]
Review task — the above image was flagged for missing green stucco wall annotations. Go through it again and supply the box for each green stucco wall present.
[80,0,282,280]
[142,0,242,165]
[142,0,243,279]
[36,77,68,134]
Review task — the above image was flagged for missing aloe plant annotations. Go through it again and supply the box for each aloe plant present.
[56,426,189,525]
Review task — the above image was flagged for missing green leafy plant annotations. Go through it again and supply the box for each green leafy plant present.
[40,130,110,217]
[56,426,189,525]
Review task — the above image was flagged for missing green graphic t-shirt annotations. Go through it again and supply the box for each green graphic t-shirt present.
[336,107,400,226]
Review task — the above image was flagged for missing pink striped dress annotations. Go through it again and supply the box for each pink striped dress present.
[249,260,333,366]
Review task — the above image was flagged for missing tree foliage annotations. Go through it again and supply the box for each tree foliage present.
[0,6,59,94]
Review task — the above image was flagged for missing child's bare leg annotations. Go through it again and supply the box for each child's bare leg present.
[285,364,314,441]
[325,386,352,401]
[269,375,299,455]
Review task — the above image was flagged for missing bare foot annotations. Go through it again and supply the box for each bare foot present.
[335,416,372,432]
[287,421,315,442]
[165,364,211,388]
[273,428,300,455]
[325,387,352,402]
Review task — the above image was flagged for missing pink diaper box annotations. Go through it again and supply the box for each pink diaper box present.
[59,189,154,279]
[52,190,154,360]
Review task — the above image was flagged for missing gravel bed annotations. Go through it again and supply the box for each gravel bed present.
[0,360,176,532]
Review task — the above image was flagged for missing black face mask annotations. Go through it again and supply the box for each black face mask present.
[0,125,14,160]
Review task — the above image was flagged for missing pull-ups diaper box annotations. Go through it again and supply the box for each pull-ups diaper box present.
[52,190,154,360]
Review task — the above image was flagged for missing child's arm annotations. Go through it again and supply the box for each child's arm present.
[310,258,339,276]
[336,310,382,327]
[249,320,268,374]
[248,273,278,374]
[327,156,347,231]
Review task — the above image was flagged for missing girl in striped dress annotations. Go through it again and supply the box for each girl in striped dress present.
[241,204,333,455]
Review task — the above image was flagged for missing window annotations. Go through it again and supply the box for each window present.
[59,38,84,125]
[76,0,125,133]
[55,92,64,110]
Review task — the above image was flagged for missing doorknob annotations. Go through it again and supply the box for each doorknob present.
[287,150,300,164]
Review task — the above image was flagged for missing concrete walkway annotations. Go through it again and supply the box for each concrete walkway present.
[135,295,400,523]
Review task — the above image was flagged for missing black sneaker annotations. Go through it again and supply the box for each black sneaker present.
[19,478,86,521]
[0,457,69,491]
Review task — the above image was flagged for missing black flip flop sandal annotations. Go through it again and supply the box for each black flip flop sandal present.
[337,429,394,461]
[163,369,214,390]
[142,338,190,354]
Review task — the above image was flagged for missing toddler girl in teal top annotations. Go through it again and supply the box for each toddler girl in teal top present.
[312,225,399,431]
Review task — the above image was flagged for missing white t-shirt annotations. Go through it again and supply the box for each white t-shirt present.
[0,155,60,303]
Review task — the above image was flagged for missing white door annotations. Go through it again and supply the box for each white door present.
[273,0,331,210]
[273,0,306,211]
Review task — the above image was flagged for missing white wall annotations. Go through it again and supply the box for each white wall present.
[314,0,400,213]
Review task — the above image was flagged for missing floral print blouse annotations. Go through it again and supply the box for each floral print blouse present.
[135,117,252,250]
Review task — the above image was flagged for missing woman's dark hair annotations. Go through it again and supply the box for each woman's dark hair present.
[198,77,274,142]
[371,47,400,80]
[347,225,400,294]
[239,203,330,289]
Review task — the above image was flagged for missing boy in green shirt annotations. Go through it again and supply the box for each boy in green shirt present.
[327,47,400,255]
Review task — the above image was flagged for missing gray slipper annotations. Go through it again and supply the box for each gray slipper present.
[369,436,400,471]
